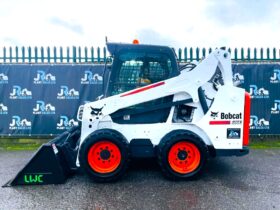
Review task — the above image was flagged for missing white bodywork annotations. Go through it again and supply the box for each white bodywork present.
[77,49,246,164]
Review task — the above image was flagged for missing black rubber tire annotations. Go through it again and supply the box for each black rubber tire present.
[157,130,208,180]
[79,129,129,182]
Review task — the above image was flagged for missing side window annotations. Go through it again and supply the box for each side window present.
[118,61,142,85]
[148,60,172,83]
[111,60,143,95]
[110,52,173,96]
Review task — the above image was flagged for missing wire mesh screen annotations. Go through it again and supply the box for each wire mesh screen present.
[111,52,173,95]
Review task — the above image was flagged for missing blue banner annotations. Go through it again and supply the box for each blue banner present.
[232,64,280,135]
[1,63,280,136]
[0,64,104,136]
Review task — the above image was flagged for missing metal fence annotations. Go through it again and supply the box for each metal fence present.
[1,46,280,64]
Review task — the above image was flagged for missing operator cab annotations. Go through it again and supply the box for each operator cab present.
[102,42,180,124]
[104,42,179,97]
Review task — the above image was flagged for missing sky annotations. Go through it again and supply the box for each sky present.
[0,0,279,51]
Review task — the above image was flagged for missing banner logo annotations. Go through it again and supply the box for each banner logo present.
[249,85,269,99]
[57,86,79,99]
[9,86,32,99]
[33,101,56,115]
[56,116,79,130]
[227,128,241,139]
[81,71,103,84]
[233,73,244,85]
[0,103,8,114]
[270,69,280,83]
[271,100,280,114]
[250,115,270,130]
[34,70,56,84]
[0,73,8,84]
[9,116,31,130]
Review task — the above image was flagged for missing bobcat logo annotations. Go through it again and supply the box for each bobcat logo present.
[210,111,219,119]
[90,106,104,119]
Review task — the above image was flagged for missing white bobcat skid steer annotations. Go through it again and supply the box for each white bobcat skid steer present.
[76,47,250,182]
[4,43,250,186]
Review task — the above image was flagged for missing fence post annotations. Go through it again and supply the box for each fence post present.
[267,48,270,60]
[72,46,77,63]
[254,48,257,61]
[3,47,6,63]
[78,46,81,63]
[41,47,44,63]
[184,47,187,62]
[22,47,25,63]
[60,47,63,63]
[196,47,199,61]
[247,48,250,61]
[260,48,264,60]
[91,47,94,63]
[9,47,12,63]
[241,48,244,60]
[15,46,19,63]
[67,47,70,63]
[47,47,51,63]
[34,47,38,63]
[190,47,193,62]
[84,47,88,63]
[202,48,206,59]
[273,48,276,61]
[178,48,182,62]
[234,48,238,61]
[28,46,32,63]
[103,47,106,62]
[97,47,100,63]
[53,47,57,63]
[209,48,212,54]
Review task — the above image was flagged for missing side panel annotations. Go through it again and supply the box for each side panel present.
[197,85,246,149]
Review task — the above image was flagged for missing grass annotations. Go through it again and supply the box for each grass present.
[0,138,51,151]
[249,140,280,149]
[0,137,280,151]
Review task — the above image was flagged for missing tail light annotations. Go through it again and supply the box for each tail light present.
[243,92,251,146]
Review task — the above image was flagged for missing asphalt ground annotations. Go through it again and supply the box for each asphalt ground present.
[0,149,279,210]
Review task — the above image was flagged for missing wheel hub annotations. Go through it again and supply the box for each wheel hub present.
[100,149,111,160]
[177,150,188,160]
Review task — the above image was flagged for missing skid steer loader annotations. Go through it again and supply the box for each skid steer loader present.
[3,42,250,186]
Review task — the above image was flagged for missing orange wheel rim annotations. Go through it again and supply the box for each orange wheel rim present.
[87,141,121,173]
[168,141,201,174]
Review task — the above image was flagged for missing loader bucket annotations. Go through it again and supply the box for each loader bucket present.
[3,126,81,187]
